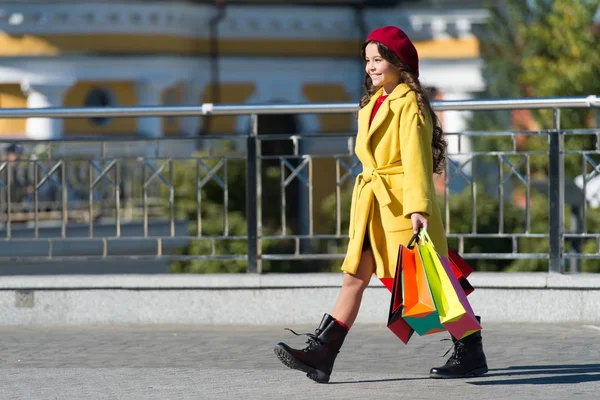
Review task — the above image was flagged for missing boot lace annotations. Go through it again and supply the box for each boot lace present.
[441,338,465,364]
[285,328,321,350]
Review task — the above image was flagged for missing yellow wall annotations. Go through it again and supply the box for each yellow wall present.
[301,83,354,233]
[63,82,137,136]
[162,83,183,137]
[201,83,255,134]
[0,33,480,59]
[0,84,27,137]
[0,81,256,137]
[302,83,353,133]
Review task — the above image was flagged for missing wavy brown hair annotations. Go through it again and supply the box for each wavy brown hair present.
[360,41,447,175]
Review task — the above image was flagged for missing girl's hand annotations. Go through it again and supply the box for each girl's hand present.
[410,213,429,234]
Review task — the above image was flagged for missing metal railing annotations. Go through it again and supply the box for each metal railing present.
[0,94,598,273]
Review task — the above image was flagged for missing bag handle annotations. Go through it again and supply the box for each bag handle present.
[419,228,435,249]
[407,232,420,249]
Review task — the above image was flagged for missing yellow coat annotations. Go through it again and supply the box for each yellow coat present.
[341,83,448,279]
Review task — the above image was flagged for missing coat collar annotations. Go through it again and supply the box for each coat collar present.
[359,84,412,140]
[386,83,412,101]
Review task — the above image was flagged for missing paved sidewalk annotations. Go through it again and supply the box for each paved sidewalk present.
[0,322,599,399]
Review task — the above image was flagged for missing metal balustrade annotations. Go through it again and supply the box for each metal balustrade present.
[0,94,598,273]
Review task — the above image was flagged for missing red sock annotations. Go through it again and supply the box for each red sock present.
[335,319,350,331]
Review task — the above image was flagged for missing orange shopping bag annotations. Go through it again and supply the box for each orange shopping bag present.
[402,239,445,336]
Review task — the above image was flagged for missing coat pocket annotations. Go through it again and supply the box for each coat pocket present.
[379,187,413,232]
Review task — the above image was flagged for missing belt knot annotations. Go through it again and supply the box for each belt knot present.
[358,169,391,207]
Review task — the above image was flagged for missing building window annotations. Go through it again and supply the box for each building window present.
[84,87,115,126]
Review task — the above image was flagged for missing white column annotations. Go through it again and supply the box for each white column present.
[135,77,177,138]
[442,91,473,176]
[20,79,75,140]
[180,80,205,137]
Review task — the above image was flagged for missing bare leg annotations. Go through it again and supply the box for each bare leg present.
[331,248,375,328]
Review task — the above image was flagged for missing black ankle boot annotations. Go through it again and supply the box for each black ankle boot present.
[429,317,488,379]
[274,313,348,383]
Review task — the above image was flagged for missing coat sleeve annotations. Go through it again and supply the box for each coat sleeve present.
[399,95,435,218]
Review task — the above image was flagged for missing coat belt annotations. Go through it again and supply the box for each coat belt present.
[355,165,404,208]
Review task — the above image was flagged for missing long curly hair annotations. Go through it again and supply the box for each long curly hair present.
[360,41,447,175]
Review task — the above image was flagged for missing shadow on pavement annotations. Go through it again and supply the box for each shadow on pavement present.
[469,363,600,385]
[329,377,429,385]
[331,364,600,385]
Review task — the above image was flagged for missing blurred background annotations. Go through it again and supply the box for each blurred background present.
[0,0,598,275]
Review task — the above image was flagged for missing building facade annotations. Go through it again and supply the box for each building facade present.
[0,0,487,142]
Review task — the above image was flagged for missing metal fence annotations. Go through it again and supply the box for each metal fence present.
[0,94,598,273]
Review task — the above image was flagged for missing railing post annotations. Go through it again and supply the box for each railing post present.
[246,114,261,273]
[548,108,565,273]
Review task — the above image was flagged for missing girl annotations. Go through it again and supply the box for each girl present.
[274,26,488,383]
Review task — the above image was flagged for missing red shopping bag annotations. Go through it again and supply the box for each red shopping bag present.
[448,247,474,278]
[447,248,475,296]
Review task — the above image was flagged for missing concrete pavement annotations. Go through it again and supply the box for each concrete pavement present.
[1,322,599,399]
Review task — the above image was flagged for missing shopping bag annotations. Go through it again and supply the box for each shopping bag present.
[401,240,445,336]
[380,240,416,344]
[442,255,475,296]
[419,229,481,340]
[438,256,481,339]
[447,248,475,296]
[448,247,474,278]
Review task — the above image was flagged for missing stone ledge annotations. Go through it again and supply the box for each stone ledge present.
[0,272,598,290]
[0,286,598,326]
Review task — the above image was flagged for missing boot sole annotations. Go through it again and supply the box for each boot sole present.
[429,366,489,379]
[273,344,330,383]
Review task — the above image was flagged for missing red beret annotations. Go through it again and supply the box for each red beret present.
[366,26,419,78]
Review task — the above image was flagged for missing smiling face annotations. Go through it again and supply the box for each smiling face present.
[364,42,401,95]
